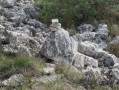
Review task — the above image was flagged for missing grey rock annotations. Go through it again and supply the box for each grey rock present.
[43,67,55,75]
[2,74,24,86]
[96,24,109,39]
[41,28,78,64]
[0,24,5,30]
[26,19,47,29]
[0,0,16,8]
[113,63,119,69]
[98,76,109,85]
[46,63,56,68]
[105,68,119,84]
[102,54,119,67]
[83,67,101,87]
[77,24,95,33]
[78,41,106,57]
[23,5,39,19]
[32,75,62,84]
[50,19,61,32]
[73,53,98,69]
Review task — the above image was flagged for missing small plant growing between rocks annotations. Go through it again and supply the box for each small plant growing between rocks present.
[55,61,84,85]
[66,28,76,36]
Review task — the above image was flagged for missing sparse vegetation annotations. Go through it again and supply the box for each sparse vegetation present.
[109,24,119,37]
[35,0,119,28]
[104,41,119,58]
[55,61,84,87]
[0,52,45,79]
[35,0,119,37]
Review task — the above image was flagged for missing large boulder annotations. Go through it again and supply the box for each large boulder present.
[41,19,78,63]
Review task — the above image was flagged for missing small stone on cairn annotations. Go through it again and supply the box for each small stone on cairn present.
[50,19,61,32]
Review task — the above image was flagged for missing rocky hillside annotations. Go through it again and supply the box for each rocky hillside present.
[0,0,119,90]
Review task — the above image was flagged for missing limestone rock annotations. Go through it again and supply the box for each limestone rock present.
[0,0,16,8]
[41,27,78,64]
[73,53,98,69]
[43,67,55,75]
[35,75,62,84]
[46,63,56,68]
[96,24,109,39]
[78,41,106,57]
[50,19,61,32]
[0,24,5,30]
[105,68,119,84]
[98,76,109,85]
[83,67,101,87]
[2,74,24,86]
[23,4,39,19]
[77,24,95,33]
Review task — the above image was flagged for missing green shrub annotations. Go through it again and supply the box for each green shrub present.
[35,0,117,28]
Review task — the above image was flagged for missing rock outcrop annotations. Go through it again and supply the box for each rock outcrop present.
[41,19,78,63]
[73,24,119,68]
[0,0,119,88]
[0,0,49,56]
